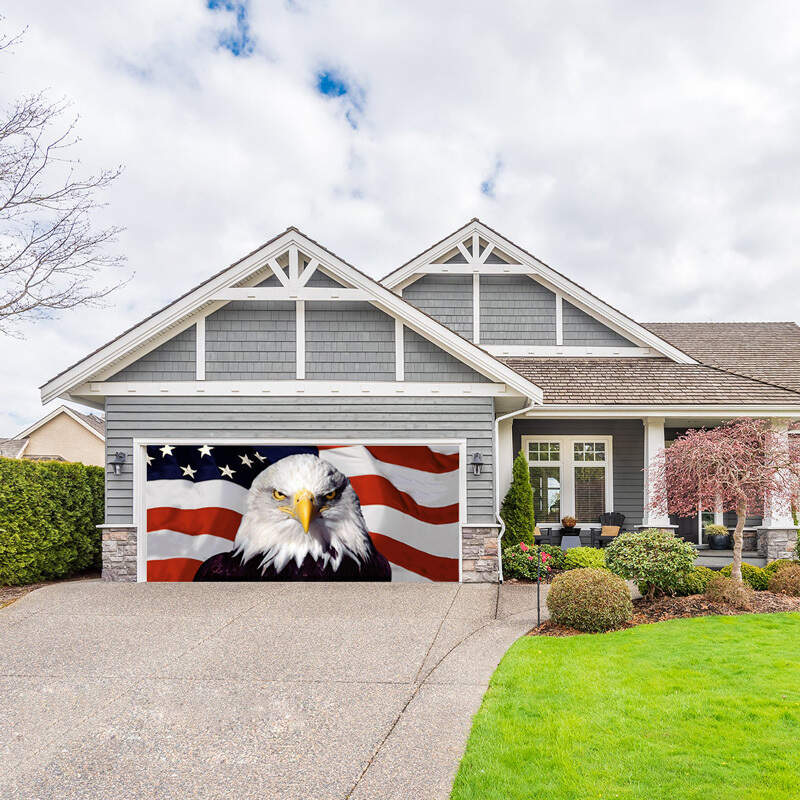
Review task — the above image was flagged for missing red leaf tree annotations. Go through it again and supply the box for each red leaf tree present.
[649,418,800,583]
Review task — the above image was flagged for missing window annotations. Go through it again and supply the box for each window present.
[523,436,613,524]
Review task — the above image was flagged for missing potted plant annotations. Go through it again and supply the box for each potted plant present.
[560,516,581,534]
[705,523,730,550]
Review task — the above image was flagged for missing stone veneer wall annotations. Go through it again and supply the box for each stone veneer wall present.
[461,526,500,583]
[757,528,799,562]
[101,526,138,582]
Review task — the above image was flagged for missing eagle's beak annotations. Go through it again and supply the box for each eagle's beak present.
[294,490,314,533]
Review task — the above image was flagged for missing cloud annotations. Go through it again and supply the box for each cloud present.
[1,0,800,432]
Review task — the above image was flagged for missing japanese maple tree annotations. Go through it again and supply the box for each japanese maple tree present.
[649,418,800,583]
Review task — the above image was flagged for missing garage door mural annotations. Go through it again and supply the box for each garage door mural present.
[144,444,461,582]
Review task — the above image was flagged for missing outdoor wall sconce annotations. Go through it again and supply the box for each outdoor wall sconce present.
[110,451,126,475]
[471,452,483,476]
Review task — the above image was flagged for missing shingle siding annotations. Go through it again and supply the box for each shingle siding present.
[404,328,488,382]
[205,301,296,379]
[562,300,634,346]
[104,395,496,524]
[512,418,644,527]
[306,301,395,380]
[403,275,473,340]
[480,275,556,345]
[108,326,196,381]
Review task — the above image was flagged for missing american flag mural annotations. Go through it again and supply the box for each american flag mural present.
[144,444,461,582]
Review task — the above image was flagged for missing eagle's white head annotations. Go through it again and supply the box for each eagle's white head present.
[232,453,372,574]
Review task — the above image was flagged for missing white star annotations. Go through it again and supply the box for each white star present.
[160,444,174,457]
[240,454,253,468]
[219,464,235,479]
[198,445,214,458]
[254,452,266,462]
[180,464,197,479]
[144,453,154,466]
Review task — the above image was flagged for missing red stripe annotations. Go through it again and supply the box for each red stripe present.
[348,474,458,524]
[370,532,459,581]
[318,445,459,473]
[147,507,242,540]
[148,557,203,581]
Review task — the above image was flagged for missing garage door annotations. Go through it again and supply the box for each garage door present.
[142,443,462,582]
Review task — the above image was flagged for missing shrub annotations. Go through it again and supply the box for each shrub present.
[764,558,798,576]
[704,523,729,538]
[561,516,577,528]
[605,528,696,599]
[718,563,769,591]
[672,565,716,596]
[767,564,800,596]
[539,543,565,571]
[547,568,632,632]
[502,542,553,582]
[500,451,535,548]
[563,547,606,570]
[0,457,104,586]
[704,574,754,610]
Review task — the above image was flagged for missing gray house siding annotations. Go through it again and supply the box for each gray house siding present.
[404,328,488,382]
[512,418,644,527]
[562,301,635,346]
[108,326,196,381]
[480,276,556,345]
[306,302,395,380]
[304,269,344,288]
[403,275,473,340]
[105,396,496,524]
[205,301,295,380]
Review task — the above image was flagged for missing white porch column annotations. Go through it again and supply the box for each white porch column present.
[642,416,671,527]
[762,418,795,529]
[496,417,514,504]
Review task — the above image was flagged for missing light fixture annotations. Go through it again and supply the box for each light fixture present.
[110,451,126,475]
[470,452,483,476]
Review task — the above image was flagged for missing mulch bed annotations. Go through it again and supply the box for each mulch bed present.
[0,570,100,609]
[529,591,800,636]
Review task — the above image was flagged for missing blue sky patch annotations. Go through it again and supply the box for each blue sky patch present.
[315,69,365,129]
[480,158,503,198]
[207,0,254,57]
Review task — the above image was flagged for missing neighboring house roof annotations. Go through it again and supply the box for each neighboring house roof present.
[500,357,800,405]
[0,438,29,458]
[15,405,105,441]
[643,322,800,393]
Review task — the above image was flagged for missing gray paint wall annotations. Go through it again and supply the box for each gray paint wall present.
[403,275,473,340]
[480,276,557,345]
[105,395,496,524]
[404,328,488,382]
[306,301,395,380]
[108,326,196,381]
[512,418,644,526]
[562,300,634,346]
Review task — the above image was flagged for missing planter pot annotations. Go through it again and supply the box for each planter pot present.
[559,527,581,536]
[708,533,731,550]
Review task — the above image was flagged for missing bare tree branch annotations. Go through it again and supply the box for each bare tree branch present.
[0,22,127,335]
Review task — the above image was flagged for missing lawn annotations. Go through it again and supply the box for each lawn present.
[451,613,800,800]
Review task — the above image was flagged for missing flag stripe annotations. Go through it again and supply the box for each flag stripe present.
[325,445,459,473]
[147,507,242,540]
[346,475,458,523]
[148,557,203,582]
[369,533,459,581]
[147,530,235,561]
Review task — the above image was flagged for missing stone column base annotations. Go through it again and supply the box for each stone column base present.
[757,528,798,562]
[100,526,138,582]
[461,526,499,583]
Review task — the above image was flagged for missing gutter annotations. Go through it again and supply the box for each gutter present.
[494,397,540,583]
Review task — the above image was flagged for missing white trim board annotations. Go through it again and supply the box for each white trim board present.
[15,405,105,441]
[524,405,800,418]
[483,345,656,357]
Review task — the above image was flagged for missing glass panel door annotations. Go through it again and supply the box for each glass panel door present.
[530,466,561,523]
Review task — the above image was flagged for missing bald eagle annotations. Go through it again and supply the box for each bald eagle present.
[194,453,391,581]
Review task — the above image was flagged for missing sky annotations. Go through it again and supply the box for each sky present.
[1,1,800,433]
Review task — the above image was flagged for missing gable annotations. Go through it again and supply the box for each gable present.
[480,275,556,345]
[403,274,473,340]
[108,325,196,381]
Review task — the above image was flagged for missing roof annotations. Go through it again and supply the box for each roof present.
[643,322,800,393]
[16,406,105,441]
[500,357,800,405]
[0,438,28,459]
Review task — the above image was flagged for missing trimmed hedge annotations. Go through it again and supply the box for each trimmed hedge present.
[672,565,716,596]
[768,564,800,596]
[0,457,104,586]
[547,568,632,632]
[719,563,769,591]
[563,547,606,570]
[765,558,799,576]
[704,574,754,610]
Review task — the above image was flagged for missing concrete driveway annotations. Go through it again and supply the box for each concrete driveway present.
[1,580,545,800]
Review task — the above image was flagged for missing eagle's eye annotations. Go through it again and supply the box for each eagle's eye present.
[324,490,336,500]
[272,489,286,501]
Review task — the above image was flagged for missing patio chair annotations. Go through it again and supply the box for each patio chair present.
[597,512,625,547]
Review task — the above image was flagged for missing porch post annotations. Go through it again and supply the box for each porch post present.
[642,416,671,528]
[758,418,798,561]
[762,418,795,529]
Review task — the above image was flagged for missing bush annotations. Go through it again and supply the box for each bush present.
[764,558,798,576]
[605,529,696,598]
[547,568,633,632]
[704,574,755,610]
[500,451,535,548]
[502,542,554,582]
[704,523,729,538]
[539,543,565,571]
[563,547,606,570]
[718,563,770,591]
[767,564,800,597]
[0,457,104,586]
[672,565,716,596]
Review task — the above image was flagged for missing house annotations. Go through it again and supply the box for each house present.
[39,220,800,583]
[0,405,105,466]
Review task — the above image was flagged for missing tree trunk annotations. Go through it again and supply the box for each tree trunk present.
[731,500,746,583]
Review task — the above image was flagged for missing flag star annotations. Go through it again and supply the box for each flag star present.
[144,453,154,466]
[198,444,214,458]
[160,444,174,457]
[219,464,235,479]
[180,464,197,479]
[240,454,253,468]
[254,452,266,462]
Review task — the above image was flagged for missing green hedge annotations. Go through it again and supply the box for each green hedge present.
[0,457,104,586]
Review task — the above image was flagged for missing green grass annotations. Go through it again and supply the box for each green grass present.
[451,614,800,800]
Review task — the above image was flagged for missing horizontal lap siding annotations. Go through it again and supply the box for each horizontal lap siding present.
[512,419,644,526]
[105,396,496,524]
[480,276,556,345]
[108,326,196,381]
[562,301,634,346]
[403,275,473,340]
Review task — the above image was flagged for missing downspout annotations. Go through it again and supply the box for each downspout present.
[494,397,539,583]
